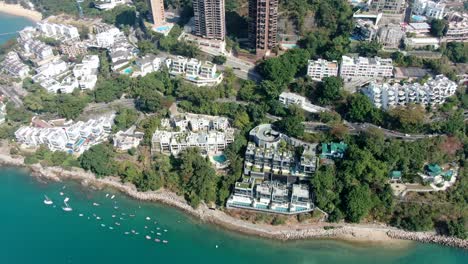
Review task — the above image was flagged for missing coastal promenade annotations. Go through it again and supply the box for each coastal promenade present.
[0,142,466,250]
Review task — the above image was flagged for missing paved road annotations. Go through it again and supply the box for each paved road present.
[266,114,438,140]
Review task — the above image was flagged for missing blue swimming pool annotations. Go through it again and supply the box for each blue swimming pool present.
[122,67,133,74]
[412,15,427,22]
[213,154,227,163]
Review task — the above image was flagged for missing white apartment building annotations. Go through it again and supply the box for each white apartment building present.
[278,92,328,113]
[95,27,121,48]
[377,24,405,48]
[307,59,339,81]
[186,58,201,77]
[73,55,99,90]
[364,75,458,110]
[18,26,36,41]
[404,37,440,49]
[35,59,68,78]
[20,39,54,61]
[0,52,30,79]
[445,21,468,42]
[169,56,188,74]
[37,22,80,41]
[340,55,393,79]
[412,0,445,20]
[134,55,161,77]
[152,114,234,156]
[95,0,128,10]
[168,56,223,86]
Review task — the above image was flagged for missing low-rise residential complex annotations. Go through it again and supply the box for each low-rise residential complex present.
[226,181,314,214]
[14,115,114,155]
[340,55,393,79]
[307,59,339,81]
[243,124,318,180]
[91,27,136,71]
[364,75,458,109]
[278,92,328,113]
[19,39,55,65]
[36,22,80,41]
[445,20,468,42]
[167,56,223,86]
[0,52,30,79]
[412,0,445,20]
[72,55,100,90]
[151,113,235,156]
[227,124,317,214]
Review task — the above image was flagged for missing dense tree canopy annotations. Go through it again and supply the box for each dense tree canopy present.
[80,144,117,176]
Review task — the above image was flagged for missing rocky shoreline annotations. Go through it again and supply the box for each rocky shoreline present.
[0,149,466,250]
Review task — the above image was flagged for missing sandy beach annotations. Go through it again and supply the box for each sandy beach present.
[0,142,466,249]
[0,2,42,22]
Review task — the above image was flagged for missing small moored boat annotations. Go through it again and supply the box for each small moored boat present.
[43,195,53,205]
[62,201,72,212]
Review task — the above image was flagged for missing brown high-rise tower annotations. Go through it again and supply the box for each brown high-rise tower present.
[193,0,226,40]
[248,0,278,56]
[149,0,165,28]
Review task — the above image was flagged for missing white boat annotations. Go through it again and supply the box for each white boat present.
[145,235,151,240]
[115,222,120,226]
[111,195,115,199]
[43,195,53,205]
[162,240,168,244]
[93,202,99,206]
[155,239,160,242]
[145,217,151,220]
[62,201,72,212]
[64,197,69,203]
[59,192,64,196]
[105,193,109,198]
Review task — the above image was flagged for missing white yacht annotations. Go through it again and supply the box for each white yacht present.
[64,197,70,203]
[43,195,53,205]
[62,201,73,212]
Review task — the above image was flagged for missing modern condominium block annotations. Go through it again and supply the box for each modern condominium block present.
[445,20,468,42]
[134,55,162,77]
[248,0,278,56]
[412,0,445,20]
[167,56,223,86]
[0,52,30,79]
[151,114,234,156]
[193,0,226,40]
[364,75,458,109]
[340,55,393,79]
[20,39,54,61]
[307,59,339,81]
[369,0,406,14]
[149,0,166,27]
[243,124,317,179]
[95,0,128,10]
[226,180,314,214]
[37,22,80,41]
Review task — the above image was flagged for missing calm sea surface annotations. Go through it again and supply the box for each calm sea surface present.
[0,168,467,264]
[0,12,34,45]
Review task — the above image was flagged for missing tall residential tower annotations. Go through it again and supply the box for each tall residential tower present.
[248,0,278,56]
[149,0,165,27]
[193,0,226,40]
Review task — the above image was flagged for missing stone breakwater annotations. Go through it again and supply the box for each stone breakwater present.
[387,230,468,250]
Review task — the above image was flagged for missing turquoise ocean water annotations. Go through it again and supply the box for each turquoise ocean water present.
[0,168,467,264]
[0,12,34,45]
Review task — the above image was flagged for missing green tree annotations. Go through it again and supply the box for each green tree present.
[113,108,139,132]
[317,76,343,105]
[345,185,373,223]
[447,218,467,239]
[347,93,379,122]
[430,19,448,37]
[80,144,116,176]
[212,55,227,65]
[356,40,382,57]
